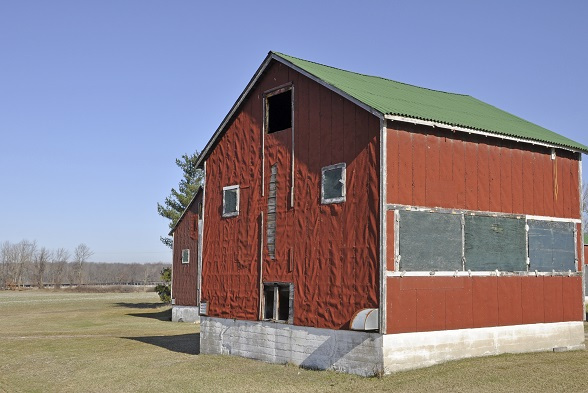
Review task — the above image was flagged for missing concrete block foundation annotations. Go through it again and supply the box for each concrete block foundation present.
[171,306,200,323]
[382,321,585,373]
[200,317,585,376]
[200,317,382,376]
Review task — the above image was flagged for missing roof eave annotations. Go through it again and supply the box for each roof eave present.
[272,53,384,120]
[194,52,275,169]
[385,115,588,155]
[168,187,202,236]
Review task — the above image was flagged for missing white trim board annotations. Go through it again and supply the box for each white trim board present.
[387,203,582,224]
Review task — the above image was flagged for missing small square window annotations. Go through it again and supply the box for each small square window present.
[181,249,190,264]
[321,163,346,204]
[262,282,293,323]
[222,185,239,217]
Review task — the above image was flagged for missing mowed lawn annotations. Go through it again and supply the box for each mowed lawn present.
[0,291,587,393]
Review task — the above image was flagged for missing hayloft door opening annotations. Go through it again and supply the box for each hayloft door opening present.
[262,84,294,286]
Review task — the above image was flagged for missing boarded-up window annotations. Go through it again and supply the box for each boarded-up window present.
[528,220,575,271]
[222,185,239,217]
[398,210,462,271]
[464,215,526,271]
[267,164,277,259]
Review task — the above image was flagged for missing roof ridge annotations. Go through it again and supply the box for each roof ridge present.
[272,51,472,98]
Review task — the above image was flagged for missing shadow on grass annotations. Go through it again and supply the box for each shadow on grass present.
[126,308,172,321]
[114,302,165,309]
[123,333,200,355]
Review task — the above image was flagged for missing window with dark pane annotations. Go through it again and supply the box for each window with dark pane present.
[321,163,346,204]
[222,186,239,217]
[263,284,275,320]
[262,282,293,323]
[267,90,292,133]
[181,249,189,264]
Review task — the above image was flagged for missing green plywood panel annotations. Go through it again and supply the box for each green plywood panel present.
[274,52,587,152]
[528,220,575,272]
[464,215,526,271]
[399,210,462,271]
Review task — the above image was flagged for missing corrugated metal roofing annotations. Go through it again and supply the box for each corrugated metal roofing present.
[274,52,587,153]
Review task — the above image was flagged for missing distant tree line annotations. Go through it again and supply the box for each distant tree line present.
[0,240,170,289]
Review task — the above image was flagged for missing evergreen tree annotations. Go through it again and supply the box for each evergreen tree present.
[157,151,203,248]
[155,267,172,303]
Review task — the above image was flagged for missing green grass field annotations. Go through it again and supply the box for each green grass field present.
[0,290,586,392]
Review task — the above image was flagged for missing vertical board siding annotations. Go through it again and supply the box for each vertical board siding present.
[477,143,490,212]
[201,60,379,330]
[464,137,478,211]
[497,277,522,326]
[500,142,513,213]
[171,193,202,307]
[534,151,546,216]
[511,147,524,214]
[386,123,581,219]
[386,275,583,334]
[488,144,501,212]
[397,129,412,205]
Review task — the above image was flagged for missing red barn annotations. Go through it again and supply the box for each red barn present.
[169,189,202,322]
[178,52,587,375]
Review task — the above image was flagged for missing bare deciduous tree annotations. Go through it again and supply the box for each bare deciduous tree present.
[73,243,93,285]
[1,241,11,289]
[51,248,69,289]
[1,239,169,288]
[13,240,36,288]
[33,247,51,288]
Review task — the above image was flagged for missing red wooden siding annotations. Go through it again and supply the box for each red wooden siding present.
[386,123,581,219]
[386,275,584,334]
[171,192,201,307]
[201,60,380,330]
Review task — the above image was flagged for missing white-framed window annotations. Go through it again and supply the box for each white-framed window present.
[181,249,190,264]
[321,163,346,204]
[222,185,240,217]
[262,282,293,323]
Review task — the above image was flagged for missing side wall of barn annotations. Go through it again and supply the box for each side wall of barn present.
[385,122,584,334]
[171,192,202,322]
[201,60,380,330]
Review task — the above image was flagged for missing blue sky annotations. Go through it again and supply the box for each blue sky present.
[0,1,586,263]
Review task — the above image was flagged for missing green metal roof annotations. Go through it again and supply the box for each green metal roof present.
[273,52,587,153]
